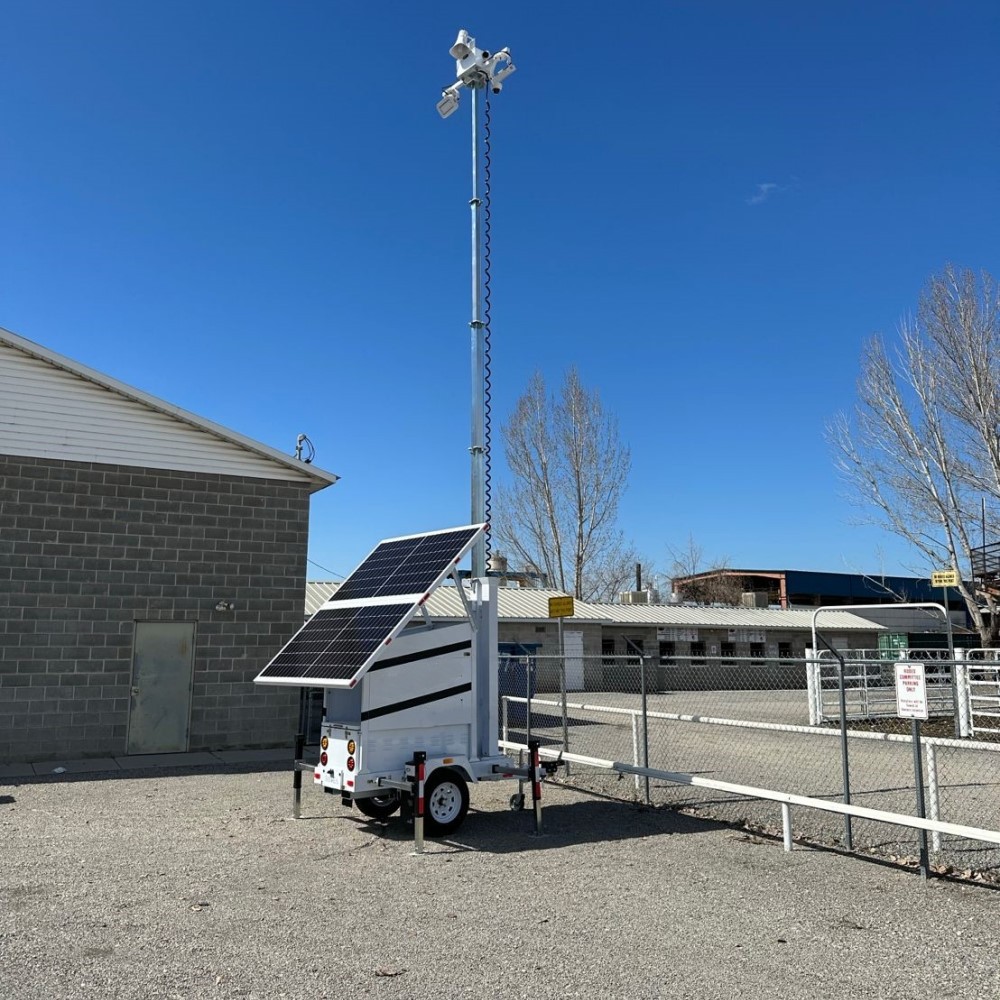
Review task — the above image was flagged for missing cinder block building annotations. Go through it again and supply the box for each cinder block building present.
[0,327,337,763]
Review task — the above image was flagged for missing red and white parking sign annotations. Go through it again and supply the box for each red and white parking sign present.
[895,662,929,720]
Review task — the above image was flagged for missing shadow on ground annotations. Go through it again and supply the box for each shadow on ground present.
[344,790,730,855]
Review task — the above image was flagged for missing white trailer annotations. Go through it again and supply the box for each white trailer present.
[255,525,549,838]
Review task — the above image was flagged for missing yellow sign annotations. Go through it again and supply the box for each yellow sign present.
[548,596,575,618]
[931,570,959,587]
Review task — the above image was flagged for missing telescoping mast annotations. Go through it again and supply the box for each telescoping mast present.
[255,34,559,846]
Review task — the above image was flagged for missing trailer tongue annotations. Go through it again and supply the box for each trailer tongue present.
[255,524,558,840]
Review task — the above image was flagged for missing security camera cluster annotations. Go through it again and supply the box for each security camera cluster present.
[437,29,516,119]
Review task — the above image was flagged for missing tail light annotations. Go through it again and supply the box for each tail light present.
[320,752,328,766]
[346,756,355,772]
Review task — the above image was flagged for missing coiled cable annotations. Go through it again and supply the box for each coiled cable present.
[482,91,493,563]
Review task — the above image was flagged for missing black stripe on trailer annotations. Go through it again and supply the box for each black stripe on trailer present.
[361,683,473,722]
[368,640,472,672]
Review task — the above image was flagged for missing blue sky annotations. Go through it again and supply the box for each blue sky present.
[3,2,998,585]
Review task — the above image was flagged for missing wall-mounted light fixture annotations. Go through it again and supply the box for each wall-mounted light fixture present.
[214,600,236,612]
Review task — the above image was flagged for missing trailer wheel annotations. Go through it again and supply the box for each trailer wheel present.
[424,769,469,837]
[354,791,401,821]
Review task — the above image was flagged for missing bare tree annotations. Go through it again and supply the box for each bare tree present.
[495,368,635,601]
[829,266,1000,644]
[668,535,746,605]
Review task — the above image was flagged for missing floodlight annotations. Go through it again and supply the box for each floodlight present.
[436,89,460,119]
[450,29,473,61]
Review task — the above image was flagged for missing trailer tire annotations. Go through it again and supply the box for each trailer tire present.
[354,791,401,821]
[424,769,469,837]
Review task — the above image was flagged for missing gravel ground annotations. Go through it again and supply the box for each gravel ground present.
[2,764,999,999]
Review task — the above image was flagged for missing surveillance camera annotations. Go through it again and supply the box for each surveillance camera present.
[491,59,516,90]
[491,82,503,95]
[449,29,472,60]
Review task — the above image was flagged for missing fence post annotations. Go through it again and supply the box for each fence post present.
[836,649,853,851]
[911,720,929,880]
[955,658,972,738]
[926,742,942,854]
[525,657,532,752]
[640,654,650,806]
[781,802,792,852]
[631,711,640,793]
[806,649,819,726]
[559,648,570,776]
[815,633,854,852]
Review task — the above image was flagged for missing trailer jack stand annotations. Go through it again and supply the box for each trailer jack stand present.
[410,751,427,855]
[291,732,306,820]
[529,740,544,835]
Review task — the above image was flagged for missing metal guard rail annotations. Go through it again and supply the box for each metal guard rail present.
[498,739,1000,854]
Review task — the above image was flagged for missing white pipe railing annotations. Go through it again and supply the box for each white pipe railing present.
[499,739,1000,855]
[502,693,1000,851]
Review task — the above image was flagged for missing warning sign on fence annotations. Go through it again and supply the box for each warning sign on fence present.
[895,661,929,720]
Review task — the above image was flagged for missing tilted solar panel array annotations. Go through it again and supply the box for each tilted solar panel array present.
[330,527,481,601]
[254,524,483,688]
[256,603,413,682]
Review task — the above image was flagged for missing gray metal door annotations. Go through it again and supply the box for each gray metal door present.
[126,622,196,755]
[564,630,585,690]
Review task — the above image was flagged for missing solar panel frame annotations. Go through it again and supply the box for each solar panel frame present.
[254,524,484,688]
[330,525,483,602]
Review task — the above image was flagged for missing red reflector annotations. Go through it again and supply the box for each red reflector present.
[320,752,328,766]
[346,756,355,772]
[346,780,354,787]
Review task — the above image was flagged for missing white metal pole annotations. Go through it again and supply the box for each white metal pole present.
[631,712,640,792]
[469,84,486,578]
[926,742,942,854]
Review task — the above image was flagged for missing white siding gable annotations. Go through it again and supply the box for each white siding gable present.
[0,335,336,487]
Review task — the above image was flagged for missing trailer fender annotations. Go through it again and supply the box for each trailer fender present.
[426,760,473,785]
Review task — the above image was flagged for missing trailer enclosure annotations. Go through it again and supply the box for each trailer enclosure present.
[254,524,550,836]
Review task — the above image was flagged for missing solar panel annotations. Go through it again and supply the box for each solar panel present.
[331,526,481,601]
[257,604,413,682]
[254,524,484,688]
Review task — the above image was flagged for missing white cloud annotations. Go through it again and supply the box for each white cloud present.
[746,182,779,206]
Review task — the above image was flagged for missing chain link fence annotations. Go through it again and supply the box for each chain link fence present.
[500,650,1000,875]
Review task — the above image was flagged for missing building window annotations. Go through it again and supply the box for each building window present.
[626,638,644,666]
[720,641,736,665]
[690,641,706,666]
[602,638,615,665]
[778,641,793,662]
[750,642,765,665]
[659,640,676,666]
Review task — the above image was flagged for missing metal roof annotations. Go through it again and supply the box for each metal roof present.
[425,587,613,622]
[305,582,882,631]
[305,581,340,616]
[588,603,884,631]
